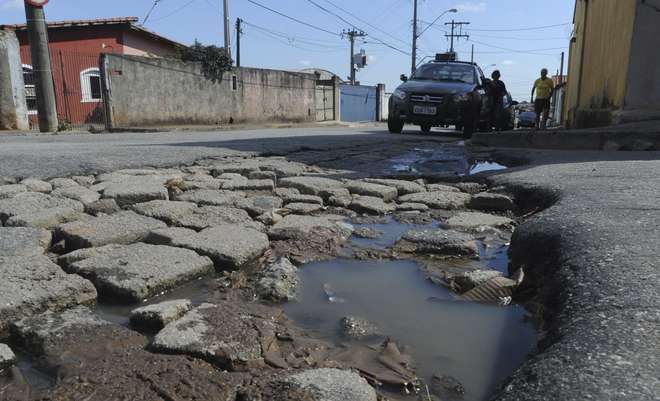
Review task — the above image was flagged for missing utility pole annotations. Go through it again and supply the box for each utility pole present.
[559,51,565,85]
[470,44,474,63]
[223,0,232,61]
[235,18,242,67]
[411,0,418,76]
[444,20,470,53]
[344,29,366,85]
[24,1,58,132]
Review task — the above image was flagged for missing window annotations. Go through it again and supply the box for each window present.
[231,75,238,91]
[412,63,477,85]
[80,68,102,102]
[22,65,37,115]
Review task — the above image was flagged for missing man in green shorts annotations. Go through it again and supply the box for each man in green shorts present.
[531,68,554,129]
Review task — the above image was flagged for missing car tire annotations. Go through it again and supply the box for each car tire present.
[388,116,404,134]
[420,124,432,133]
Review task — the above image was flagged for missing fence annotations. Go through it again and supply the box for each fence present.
[19,47,106,130]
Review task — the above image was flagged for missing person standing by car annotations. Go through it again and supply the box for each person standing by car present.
[531,68,554,129]
[488,70,507,131]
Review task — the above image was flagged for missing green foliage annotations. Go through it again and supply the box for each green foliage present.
[57,119,73,132]
[180,40,233,82]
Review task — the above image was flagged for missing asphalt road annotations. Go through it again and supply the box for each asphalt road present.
[0,125,461,179]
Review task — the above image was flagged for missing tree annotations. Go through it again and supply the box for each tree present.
[179,40,232,82]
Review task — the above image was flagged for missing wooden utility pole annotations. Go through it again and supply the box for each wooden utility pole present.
[344,29,366,85]
[24,0,58,132]
[411,0,418,75]
[223,0,232,61]
[444,20,470,53]
[235,18,242,67]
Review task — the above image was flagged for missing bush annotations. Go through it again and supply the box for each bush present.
[179,40,233,82]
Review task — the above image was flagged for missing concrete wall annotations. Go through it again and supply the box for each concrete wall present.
[102,54,316,127]
[122,31,179,58]
[566,0,637,127]
[624,0,660,110]
[0,30,29,130]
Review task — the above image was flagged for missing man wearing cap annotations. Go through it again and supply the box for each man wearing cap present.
[531,68,554,129]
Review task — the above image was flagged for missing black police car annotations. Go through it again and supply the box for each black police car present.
[388,54,491,137]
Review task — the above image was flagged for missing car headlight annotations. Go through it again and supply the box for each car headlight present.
[453,93,469,102]
[393,89,407,100]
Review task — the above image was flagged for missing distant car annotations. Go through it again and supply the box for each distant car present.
[387,56,492,138]
[517,111,537,128]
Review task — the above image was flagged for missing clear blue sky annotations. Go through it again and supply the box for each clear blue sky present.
[0,0,575,100]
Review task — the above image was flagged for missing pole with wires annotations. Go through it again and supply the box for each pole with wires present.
[142,0,161,25]
[411,0,418,76]
[344,29,366,85]
[236,18,242,67]
[223,0,232,61]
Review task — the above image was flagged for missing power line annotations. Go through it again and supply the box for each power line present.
[242,20,344,49]
[150,0,197,23]
[467,38,567,55]
[305,0,359,30]
[246,29,343,53]
[141,0,163,25]
[468,23,571,32]
[246,0,340,37]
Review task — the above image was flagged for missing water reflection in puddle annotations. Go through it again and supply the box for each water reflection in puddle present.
[285,259,536,401]
[386,146,507,176]
[351,217,439,249]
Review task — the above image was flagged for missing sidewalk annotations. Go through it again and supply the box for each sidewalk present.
[472,120,660,151]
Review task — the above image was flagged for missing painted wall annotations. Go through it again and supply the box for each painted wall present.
[103,54,317,127]
[339,84,377,122]
[122,31,179,58]
[624,0,660,110]
[566,0,637,127]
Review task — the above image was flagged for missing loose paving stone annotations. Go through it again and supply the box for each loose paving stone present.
[398,191,472,209]
[0,192,85,228]
[66,243,214,303]
[349,195,396,215]
[282,193,324,205]
[398,228,479,257]
[147,225,269,269]
[0,184,27,199]
[249,170,278,181]
[58,244,125,268]
[256,257,299,302]
[345,181,398,201]
[52,185,101,204]
[279,176,345,196]
[285,202,323,215]
[19,178,52,193]
[269,215,353,241]
[283,368,378,401]
[218,172,248,182]
[0,255,97,335]
[174,189,246,206]
[210,161,262,176]
[181,179,223,191]
[0,177,16,185]
[340,316,382,339]
[0,227,51,257]
[0,343,16,369]
[171,205,255,230]
[223,179,275,191]
[131,200,198,225]
[469,192,515,211]
[57,210,167,250]
[130,299,192,330]
[353,227,384,239]
[256,210,284,225]
[363,178,426,195]
[275,187,301,198]
[445,269,504,293]
[84,198,121,215]
[49,177,79,189]
[10,306,242,401]
[235,195,284,216]
[102,181,169,207]
[320,188,352,207]
[426,184,461,193]
[150,302,270,370]
[446,211,514,231]
[71,175,95,187]
[454,182,487,194]
[396,202,430,212]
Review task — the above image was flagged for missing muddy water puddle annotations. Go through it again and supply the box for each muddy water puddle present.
[387,145,507,176]
[352,217,439,249]
[284,259,536,401]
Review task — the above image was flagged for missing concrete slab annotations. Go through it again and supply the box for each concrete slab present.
[130,299,192,330]
[398,191,472,209]
[397,228,479,258]
[0,227,51,257]
[0,192,85,228]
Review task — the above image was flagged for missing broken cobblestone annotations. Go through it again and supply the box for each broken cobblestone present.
[0,227,51,257]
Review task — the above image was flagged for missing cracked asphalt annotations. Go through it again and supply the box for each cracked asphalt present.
[1,125,659,400]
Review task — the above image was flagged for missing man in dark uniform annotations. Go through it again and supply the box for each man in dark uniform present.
[488,70,507,131]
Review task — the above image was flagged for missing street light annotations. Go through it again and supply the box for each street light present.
[417,8,458,38]
[483,63,497,72]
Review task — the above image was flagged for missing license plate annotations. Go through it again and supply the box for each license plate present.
[413,105,436,115]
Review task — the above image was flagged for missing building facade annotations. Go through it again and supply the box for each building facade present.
[0,17,185,128]
[566,0,660,128]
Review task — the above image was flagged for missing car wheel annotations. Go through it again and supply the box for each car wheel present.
[387,116,404,134]
[420,124,432,133]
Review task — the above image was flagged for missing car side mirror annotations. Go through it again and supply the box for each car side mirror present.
[400,74,408,82]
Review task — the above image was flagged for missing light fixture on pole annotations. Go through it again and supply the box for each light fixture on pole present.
[417,8,457,38]
[412,7,457,75]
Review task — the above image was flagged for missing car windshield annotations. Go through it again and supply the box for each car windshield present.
[412,63,476,84]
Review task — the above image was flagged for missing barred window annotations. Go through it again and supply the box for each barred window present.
[80,68,102,102]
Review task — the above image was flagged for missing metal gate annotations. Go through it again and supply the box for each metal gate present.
[340,84,377,122]
[315,79,335,121]
[20,48,106,131]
